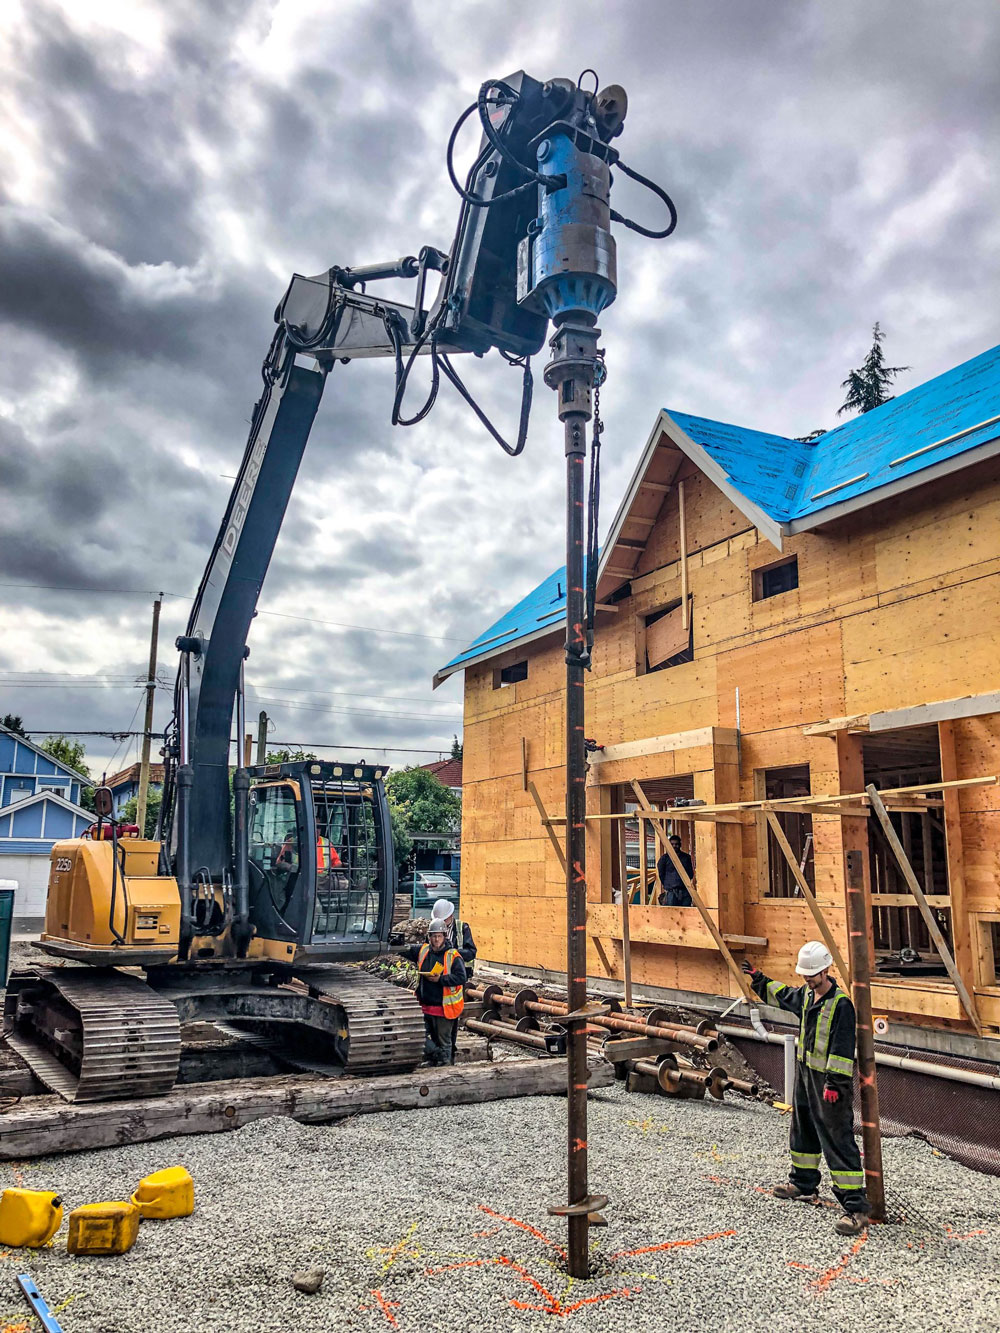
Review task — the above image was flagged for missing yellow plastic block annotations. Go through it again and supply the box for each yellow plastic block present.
[0,1189,63,1248]
[131,1166,194,1220]
[67,1201,140,1255]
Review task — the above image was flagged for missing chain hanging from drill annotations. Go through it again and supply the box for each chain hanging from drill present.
[583,352,605,670]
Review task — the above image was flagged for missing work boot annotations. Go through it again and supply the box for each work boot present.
[834,1212,868,1237]
[772,1182,818,1202]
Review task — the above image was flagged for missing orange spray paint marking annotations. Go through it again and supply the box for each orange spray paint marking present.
[806,1231,869,1292]
[944,1225,987,1239]
[571,1137,588,1153]
[478,1205,566,1258]
[360,1291,401,1329]
[611,1229,736,1259]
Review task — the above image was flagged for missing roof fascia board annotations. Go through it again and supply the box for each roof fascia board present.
[432,621,563,688]
[0,726,90,782]
[785,434,1000,535]
[596,411,675,583]
[658,411,787,550]
[3,789,92,819]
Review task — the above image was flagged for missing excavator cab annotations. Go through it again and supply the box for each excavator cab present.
[245,759,395,961]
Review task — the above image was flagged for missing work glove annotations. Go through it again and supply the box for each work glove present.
[823,1086,840,1105]
[740,958,760,978]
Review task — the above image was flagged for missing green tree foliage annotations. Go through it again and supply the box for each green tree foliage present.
[265,748,317,763]
[450,735,463,760]
[121,787,163,839]
[838,323,909,417]
[384,766,461,869]
[40,735,95,811]
[1,714,26,736]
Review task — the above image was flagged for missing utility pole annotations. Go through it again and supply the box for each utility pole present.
[256,711,268,766]
[136,595,163,838]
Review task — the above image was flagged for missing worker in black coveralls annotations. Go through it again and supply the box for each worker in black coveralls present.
[656,833,693,906]
[742,941,870,1236]
[401,926,467,1066]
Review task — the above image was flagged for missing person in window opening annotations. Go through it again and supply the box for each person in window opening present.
[657,833,693,906]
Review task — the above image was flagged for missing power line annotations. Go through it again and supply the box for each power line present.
[17,729,452,757]
[247,694,461,724]
[0,580,468,643]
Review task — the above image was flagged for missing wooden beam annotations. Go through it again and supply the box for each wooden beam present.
[869,691,1000,732]
[527,780,567,874]
[764,811,852,988]
[865,784,982,1035]
[617,537,647,549]
[638,480,671,493]
[638,805,649,906]
[679,479,689,631]
[520,736,528,792]
[868,894,952,907]
[594,602,619,613]
[591,935,616,977]
[0,1059,615,1160]
[802,715,870,737]
[630,780,757,1005]
[604,566,636,579]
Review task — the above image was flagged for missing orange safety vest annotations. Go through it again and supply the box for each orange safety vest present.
[316,836,342,870]
[417,944,464,1019]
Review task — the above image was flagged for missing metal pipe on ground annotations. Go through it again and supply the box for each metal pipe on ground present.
[467,986,718,1052]
[466,1017,564,1054]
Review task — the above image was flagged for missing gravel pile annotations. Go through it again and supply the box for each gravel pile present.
[1,1080,998,1332]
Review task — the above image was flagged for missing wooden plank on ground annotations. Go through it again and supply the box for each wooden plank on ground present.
[0,1058,615,1160]
[866,784,982,1035]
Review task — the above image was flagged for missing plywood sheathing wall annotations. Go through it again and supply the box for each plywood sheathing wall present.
[460,450,1000,1031]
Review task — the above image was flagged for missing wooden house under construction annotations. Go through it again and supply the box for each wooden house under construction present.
[435,341,1000,1048]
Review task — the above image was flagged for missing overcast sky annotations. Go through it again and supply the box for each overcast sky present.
[1,0,998,781]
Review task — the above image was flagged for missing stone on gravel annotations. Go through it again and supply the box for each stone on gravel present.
[292,1267,325,1294]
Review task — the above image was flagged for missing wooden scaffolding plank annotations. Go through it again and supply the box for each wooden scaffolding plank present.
[527,780,567,874]
[764,810,852,988]
[866,784,983,1035]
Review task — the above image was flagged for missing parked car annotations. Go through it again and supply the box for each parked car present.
[405,871,459,917]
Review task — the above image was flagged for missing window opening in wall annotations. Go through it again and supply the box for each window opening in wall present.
[760,764,814,898]
[641,600,692,674]
[753,555,798,601]
[493,660,528,689]
[863,725,951,979]
[610,774,695,904]
[978,918,1000,988]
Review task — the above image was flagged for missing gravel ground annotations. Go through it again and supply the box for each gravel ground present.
[1,1078,998,1333]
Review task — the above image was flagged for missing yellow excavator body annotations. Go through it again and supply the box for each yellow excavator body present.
[42,838,181,955]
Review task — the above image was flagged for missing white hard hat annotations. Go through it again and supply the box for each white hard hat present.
[430,898,454,923]
[795,941,833,976]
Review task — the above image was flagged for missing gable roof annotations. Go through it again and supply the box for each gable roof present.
[106,761,165,789]
[435,339,1000,684]
[0,788,93,821]
[420,757,463,788]
[0,725,89,782]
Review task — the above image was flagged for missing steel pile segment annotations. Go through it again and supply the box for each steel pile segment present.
[843,847,886,1222]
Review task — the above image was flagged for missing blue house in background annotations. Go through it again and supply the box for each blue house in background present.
[0,724,93,925]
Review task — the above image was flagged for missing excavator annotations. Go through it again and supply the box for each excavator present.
[4,70,674,1103]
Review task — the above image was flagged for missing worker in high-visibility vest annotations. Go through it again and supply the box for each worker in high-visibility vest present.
[743,942,870,1236]
[401,925,467,1066]
[429,898,476,1063]
[315,835,342,873]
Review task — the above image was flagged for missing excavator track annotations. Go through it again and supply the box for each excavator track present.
[297,965,425,1075]
[4,967,181,1103]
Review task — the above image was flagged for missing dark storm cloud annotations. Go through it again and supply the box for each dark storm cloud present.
[2,0,998,762]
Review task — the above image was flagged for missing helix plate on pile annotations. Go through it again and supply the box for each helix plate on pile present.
[298,965,425,1075]
[5,966,181,1103]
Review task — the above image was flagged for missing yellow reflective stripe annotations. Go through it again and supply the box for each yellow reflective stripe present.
[790,1151,821,1168]
[830,1170,865,1186]
[798,997,809,1061]
[813,990,843,1063]
[826,1053,854,1077]
[766,980,787,1005]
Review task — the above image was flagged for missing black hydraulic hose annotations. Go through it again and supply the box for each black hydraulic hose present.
[438,351,532,456]
[108,822,127,945]
[610,158,678,238]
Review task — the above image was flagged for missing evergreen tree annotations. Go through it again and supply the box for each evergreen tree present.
[838,323,909,416]
[1,714,26,736]
[450,735,463,760]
